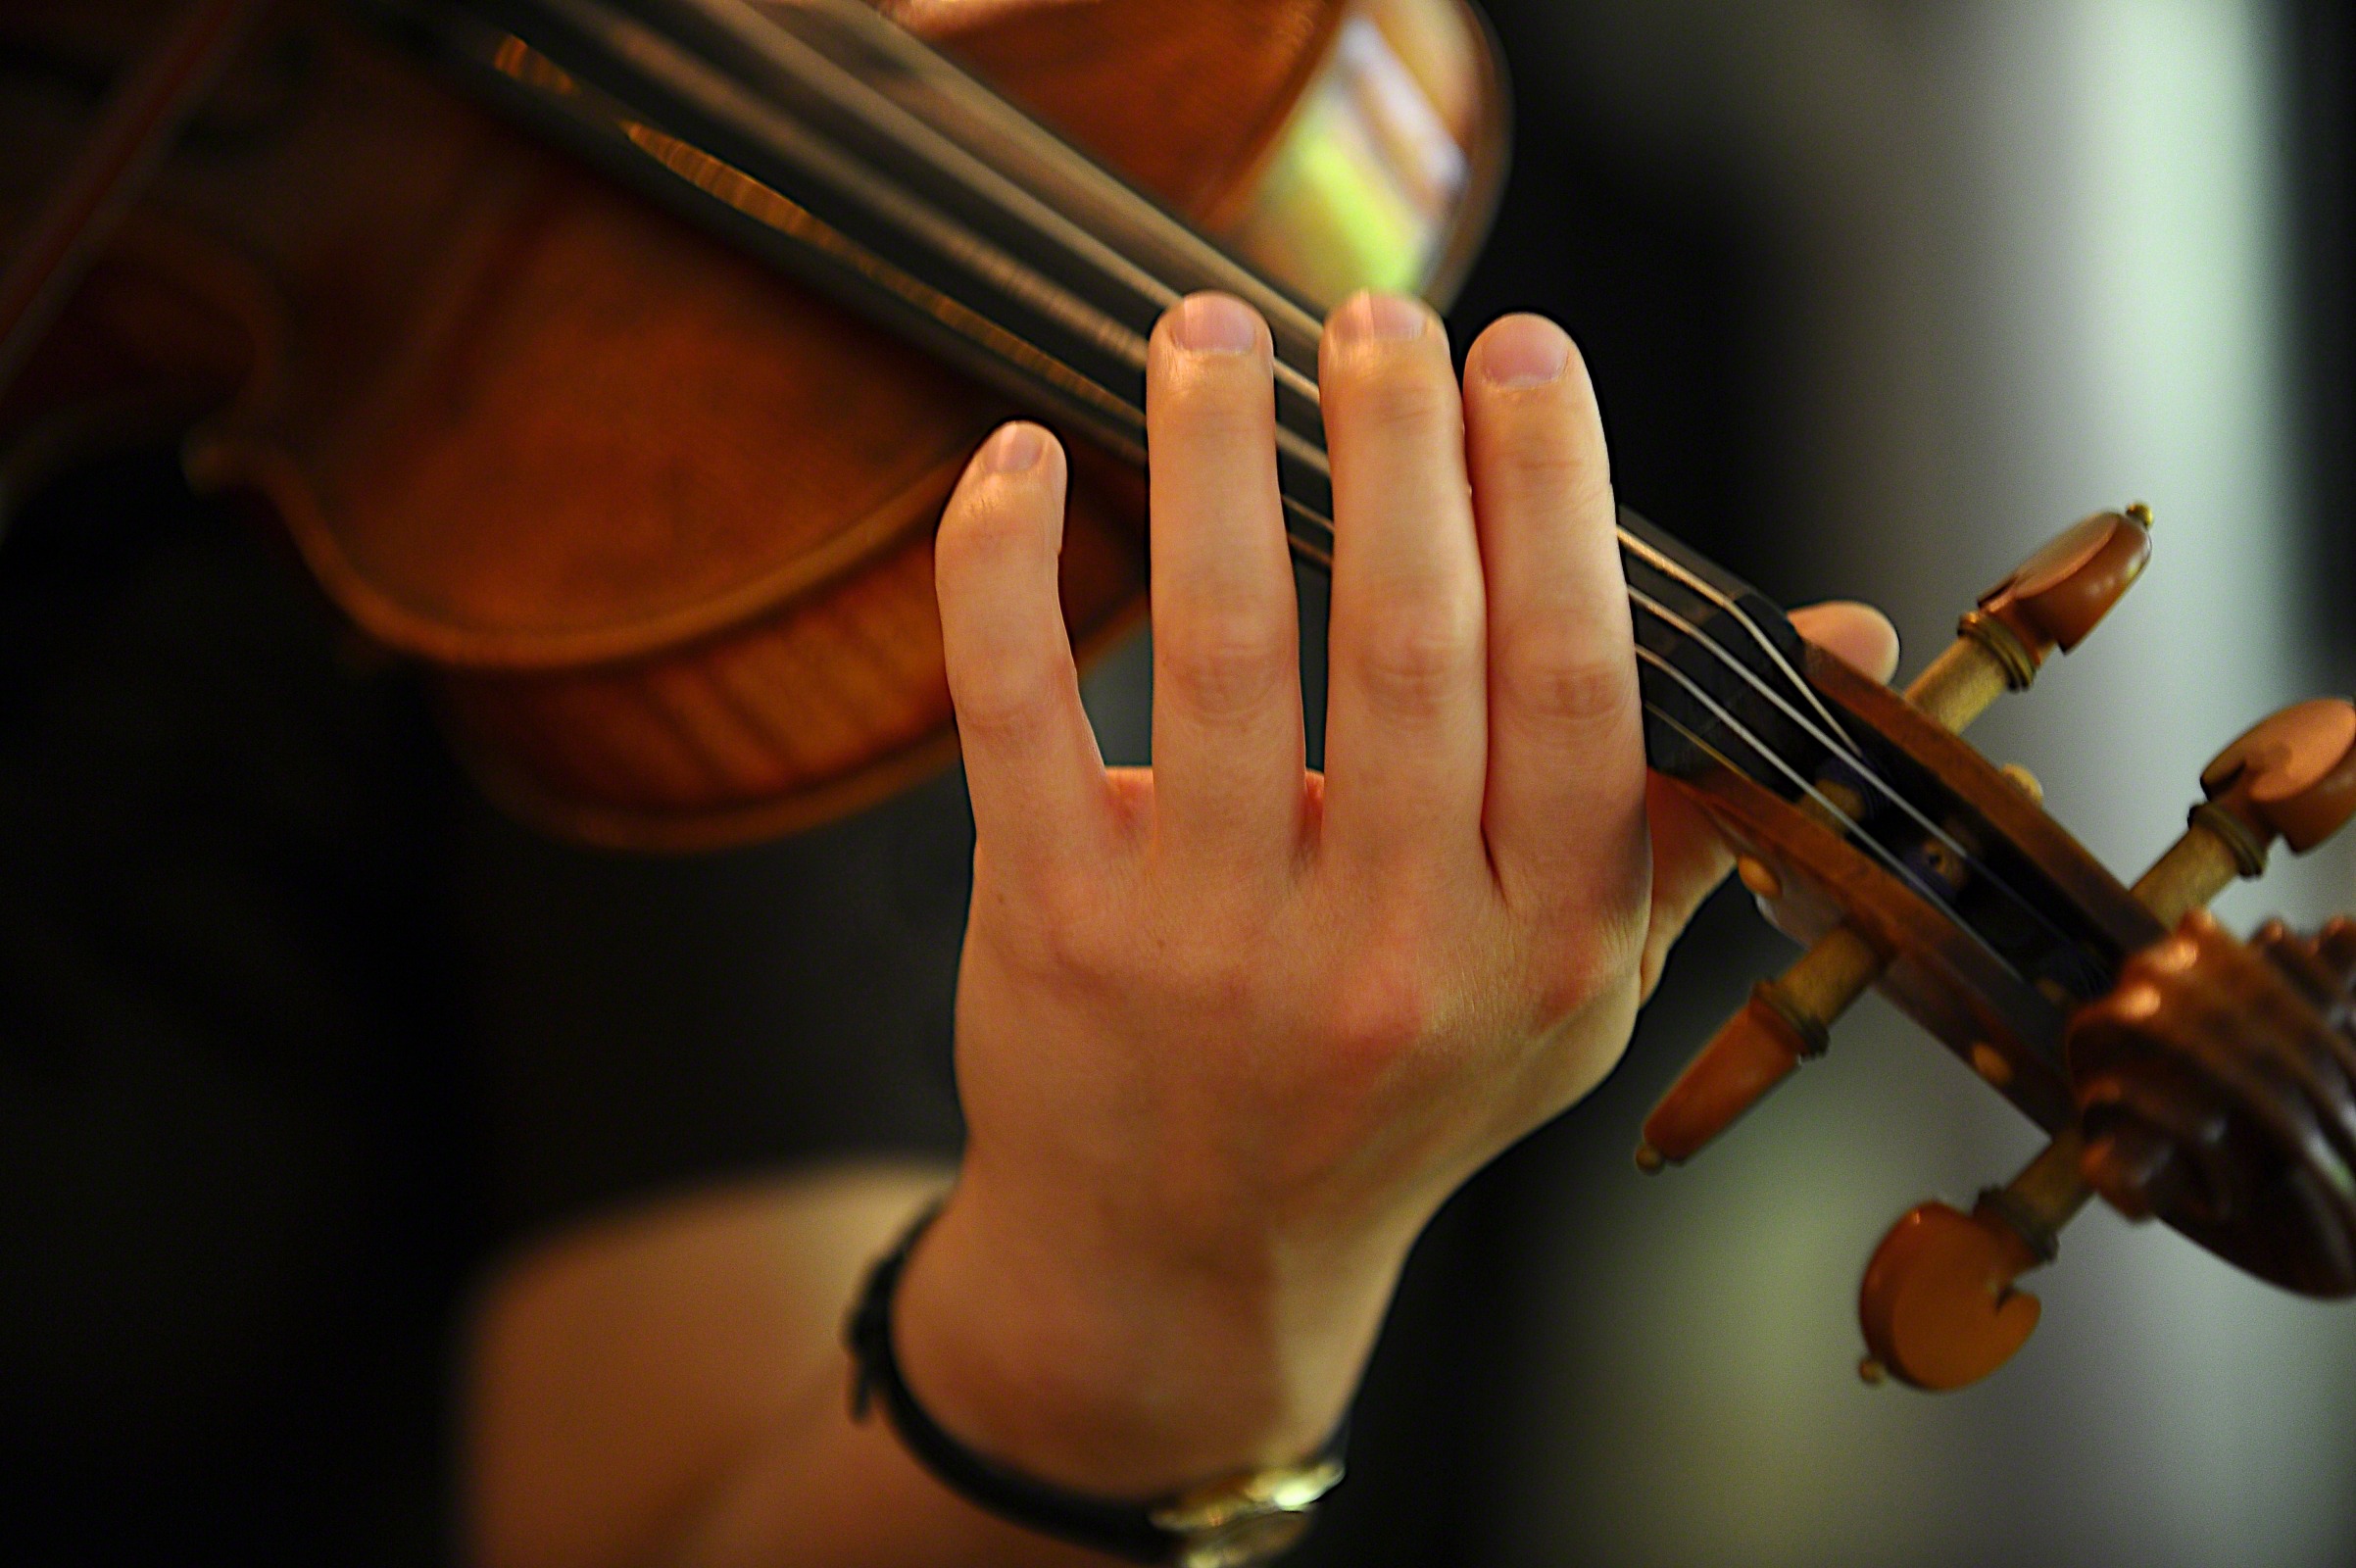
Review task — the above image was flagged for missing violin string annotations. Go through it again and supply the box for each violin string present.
[762,12,2085,961]
[557,0,1361,492]
[1626,585,2051,925]
[1637,701,2038,984]
[1627,586,1883,795]
[659,0,1193,328]
[656,0,1335,415]
[486,0,2070,979]
[712,5,2020,897]
[1618,531,1854,751]
[1632,648,2019,968]
[1638,697,1947,925]
[541,0,1177,392]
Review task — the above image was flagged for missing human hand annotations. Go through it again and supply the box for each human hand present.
[897,291,1896,1503]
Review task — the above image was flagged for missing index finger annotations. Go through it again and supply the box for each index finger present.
[934,422,1120,872]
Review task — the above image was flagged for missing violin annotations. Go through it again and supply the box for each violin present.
[5,0,2352,1393]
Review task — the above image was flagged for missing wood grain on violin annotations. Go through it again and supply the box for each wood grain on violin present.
[4,0,1498,845]
[8,0,2355,1395]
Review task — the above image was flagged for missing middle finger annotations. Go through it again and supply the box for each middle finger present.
[1146,293,1305,873]
[1319,291,1488,877]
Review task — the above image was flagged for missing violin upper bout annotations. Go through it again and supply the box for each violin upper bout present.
[909,0,1508,309]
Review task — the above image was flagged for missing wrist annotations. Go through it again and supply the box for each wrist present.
[890,1167,1406,1500]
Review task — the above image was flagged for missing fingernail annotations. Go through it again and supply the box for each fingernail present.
[1334,291,1430,344]
[1479,316,1572,388]
[983,421,1045,474]
[1170,292,1259,355]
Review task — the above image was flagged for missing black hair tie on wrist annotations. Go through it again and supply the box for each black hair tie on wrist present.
[844,1200,1347,1567]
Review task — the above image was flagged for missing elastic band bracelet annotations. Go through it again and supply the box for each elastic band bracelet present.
[844,1201,1346,1567]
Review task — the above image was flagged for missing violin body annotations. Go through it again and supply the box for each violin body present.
[2,0,1501,845]
[7,0,2354,1394]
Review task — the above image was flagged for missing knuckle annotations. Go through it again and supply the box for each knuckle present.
[1333,359,1455,438]
[1495,638,1632,731]
[937,488,1052,581]
[1005,867,1121,980]
[1534,900,1647,1021]
[947,659,1058,741]
[1348,593,1483,715]
[1154,933,1258,1015]
[1158,610,1294,720]
[1157,359,1275,435]
[1320,960,1442,1077]
[1316,896,1456,1070]
[1497,436,1608,516]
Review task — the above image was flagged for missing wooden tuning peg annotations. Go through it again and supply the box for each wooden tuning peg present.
[1637,508,2153,1172]
[1637,928,1881,1170]
[2133,697,2356,926]
[1905,505,2152,732]
[1857,1133,2091,1390]
[1856,696,2356,1388]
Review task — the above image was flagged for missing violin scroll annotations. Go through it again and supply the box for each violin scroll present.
[1855,698,2356,1389]
[2069,911,2356,1291]
[1628,483,2354,1391]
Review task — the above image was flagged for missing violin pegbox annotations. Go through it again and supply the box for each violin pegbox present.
[1636,506,2153,1173]
[1634,501,2356,1391]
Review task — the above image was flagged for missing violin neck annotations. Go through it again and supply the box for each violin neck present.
[403,0,1828,798]
[403,0,1343,523]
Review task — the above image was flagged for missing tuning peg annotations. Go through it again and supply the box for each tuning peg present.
[1637,509,2153,1172]
[1905,505,2152,732]
[1855,699,2356,1388]
[1856,1132,2091,1389]
[1637,928,1882,1170]
[2133,698,2356,926]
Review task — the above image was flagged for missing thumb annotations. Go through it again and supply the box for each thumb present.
[1638,600,1900,997]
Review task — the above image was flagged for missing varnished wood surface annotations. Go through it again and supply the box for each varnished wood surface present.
[6,0,1453,844]
[885,0,1345,228]
[2070,911,2356,1296]
[1674,644,2173,1139]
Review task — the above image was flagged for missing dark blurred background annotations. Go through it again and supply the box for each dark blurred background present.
[1078,2,2356,1564]
[8,2,2349,1563]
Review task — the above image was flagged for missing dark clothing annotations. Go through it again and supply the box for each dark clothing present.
[0,453,967,1562]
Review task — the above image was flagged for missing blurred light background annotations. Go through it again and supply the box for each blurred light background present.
[1086,2,2356,1563]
